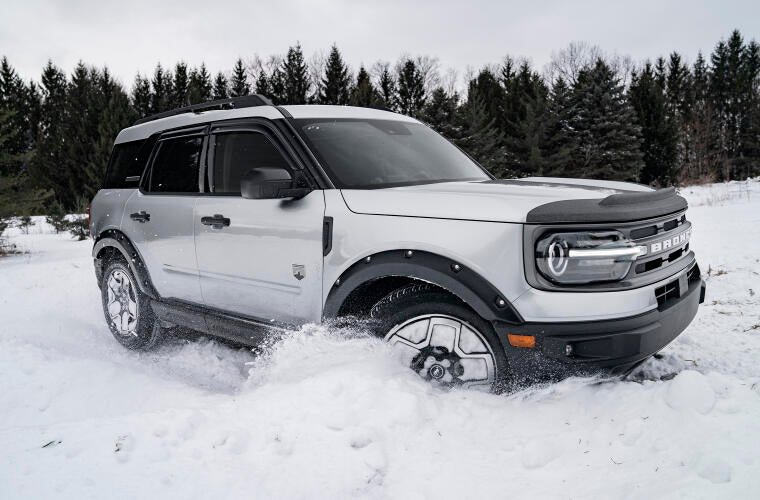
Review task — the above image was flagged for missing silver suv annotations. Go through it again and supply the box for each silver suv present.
[91,95,705,390]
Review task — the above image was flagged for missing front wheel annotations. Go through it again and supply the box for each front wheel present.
[370,283,509,391]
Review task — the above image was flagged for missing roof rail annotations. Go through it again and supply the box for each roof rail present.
[133,94,274,126]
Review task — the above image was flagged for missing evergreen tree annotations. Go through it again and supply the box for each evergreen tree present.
[665,52,691,120]
[0,108,51,218]
[269,67,287,104]
[319,45,351,105]
[61,62,100,207]
[188,64,212,104]
[281,44,310,104]
[150,63,172,113]
[396,59,425,117]
[230,58,250,97]
[680,52,723,183]
[542,77,577,177]
[501,61,549,176]
[376,65,396,110]
[454,83,510,177]
[131,73,152,118]
[0,57,33,173]
[172,62,190,108]
[629,62,679,185]
[348,66,378,107]
[213,72,228,100]
[470,68,505,130]
[30,61,68,203]
[89,68,133,199]
[254,71,270,99]
[567,59,644,181]
[420,87,458,137]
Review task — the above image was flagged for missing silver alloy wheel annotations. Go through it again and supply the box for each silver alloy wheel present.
[384,314,496,389]
[106,268,139,337]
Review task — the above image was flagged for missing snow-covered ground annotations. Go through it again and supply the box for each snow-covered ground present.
[1,180,759,499]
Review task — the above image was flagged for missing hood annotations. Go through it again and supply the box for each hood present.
[340,177,653,224]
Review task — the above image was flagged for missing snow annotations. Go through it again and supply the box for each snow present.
[2,180,760,499]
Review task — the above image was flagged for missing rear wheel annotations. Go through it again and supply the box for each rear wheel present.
[370,283,508,391]
[100,258,161,350]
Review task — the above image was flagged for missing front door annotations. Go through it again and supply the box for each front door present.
[194,127,325,325]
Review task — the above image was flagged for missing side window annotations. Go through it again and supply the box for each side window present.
[212,132,290,194]
[104,140,145,189]
[148,136,204,193]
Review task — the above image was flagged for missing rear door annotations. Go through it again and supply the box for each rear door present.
[122,128,206,304]
[194,122,325,324]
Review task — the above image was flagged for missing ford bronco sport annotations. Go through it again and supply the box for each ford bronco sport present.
[91,95,706,390]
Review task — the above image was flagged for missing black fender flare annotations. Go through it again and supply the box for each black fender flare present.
[323,250,523,324]
[92,229,159,299]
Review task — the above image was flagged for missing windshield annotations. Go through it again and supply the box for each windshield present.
[294,118,490,189]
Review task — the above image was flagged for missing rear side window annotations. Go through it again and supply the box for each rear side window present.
[104,140,145,188]
[212,132,290,194]
[147,136,204,193]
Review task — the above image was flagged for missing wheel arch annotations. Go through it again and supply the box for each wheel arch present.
[93,229,159,299]
[323,250,523,324]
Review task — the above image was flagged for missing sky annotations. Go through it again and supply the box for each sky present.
[1,0,759,89]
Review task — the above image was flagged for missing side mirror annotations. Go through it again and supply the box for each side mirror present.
[240,167,311,200]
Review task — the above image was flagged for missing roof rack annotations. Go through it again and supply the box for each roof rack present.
[133,94,274,126]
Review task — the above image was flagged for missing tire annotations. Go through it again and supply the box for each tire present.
[100,257,162,350]
[370,283,509,391]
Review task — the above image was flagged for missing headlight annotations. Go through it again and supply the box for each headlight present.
[535,231,646,285]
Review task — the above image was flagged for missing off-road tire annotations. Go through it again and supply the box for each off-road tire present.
[370,283,509,391]
[100,257,162,350]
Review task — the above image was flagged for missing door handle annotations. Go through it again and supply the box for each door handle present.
[130,211,150,223]
[201,214,231,229]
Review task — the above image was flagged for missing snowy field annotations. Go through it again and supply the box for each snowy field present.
[1,180,759,499]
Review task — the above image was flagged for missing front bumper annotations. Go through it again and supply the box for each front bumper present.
[495,266,705,380]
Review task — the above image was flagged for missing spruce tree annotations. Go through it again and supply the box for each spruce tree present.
[29,61,67,201]
[88,68,133,199]
[472,67,506,130]
[0,57,33,173]
[1,108,51,217]
[62,62,100,207]
[150,63,172,113]
[501,61,549,176]
[628,62,679,185]
[665,52,691,120]
[680,52,722,183]
[188,64,213,104]
[567,59,644,181]
[348,66,378,107]
[172,62,190,108]
[420,87,458,137]
[319,45,351,105]
[282,44,310,104]
[230,58,250,97]
[213,72,229,100]
[542,77,577,177]
[396,59,425,117]
[376,65,396,110]
[131,73,152,118]
[454,83,510,177]
[255,71,271,99]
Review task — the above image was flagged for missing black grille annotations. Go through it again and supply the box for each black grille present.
[631,212,691,276]
[655,280,679,307]
[654,263,700,308]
